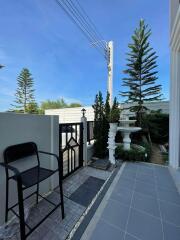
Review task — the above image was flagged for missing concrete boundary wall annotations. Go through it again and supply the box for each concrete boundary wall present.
[0,113,59,225]
[45,101,169,124]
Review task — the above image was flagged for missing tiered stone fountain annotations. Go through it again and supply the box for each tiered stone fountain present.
[108,111,141,164]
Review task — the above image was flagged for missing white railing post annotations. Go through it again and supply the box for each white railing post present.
[81,108,88,166]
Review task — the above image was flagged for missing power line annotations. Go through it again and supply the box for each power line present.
[75,0,106,47]
[55,0,108,60]
[67,0,107,51]
[55,0,106,56]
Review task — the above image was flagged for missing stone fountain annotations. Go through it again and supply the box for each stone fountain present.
[108,111,141,164]
[118,112,141,150]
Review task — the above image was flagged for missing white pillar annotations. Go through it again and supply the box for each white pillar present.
[107,123,117,164]
[81,115,88,166]
[107,41,113,107]
[169,51,180,168]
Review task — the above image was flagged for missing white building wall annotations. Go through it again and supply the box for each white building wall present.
[169,1,180,168]
[121,101,169,114]
[45,101,169,124]
[0,113,59,225]
[170,0,180,30]
[45,106,94,123]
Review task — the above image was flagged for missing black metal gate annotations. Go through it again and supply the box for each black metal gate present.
[59,122,83,179]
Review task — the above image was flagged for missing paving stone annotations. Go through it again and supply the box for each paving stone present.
[163,221,180,240]
[159,200,180,226]
[120,169,137,180]
[111,186,133,206]
[134,180,157,198]
[124,233,139,240]
[117,177,135,191]
[157,187,180,205]
[132,191,160,218]
[101,199,129,231]
[137,167,154,177]
[89,219,125,240]
[126,208,163,240]
[136,172,156,185]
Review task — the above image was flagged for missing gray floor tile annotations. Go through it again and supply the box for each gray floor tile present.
[159,200,180,226]
[156,178,178,192]
[117,177,135,191]
[101,199,129,230]
[125,164,138,172]
[127,208,163,240]
[136,173,156,185]
[111,187,133,206]
[89,219,125,240]
[157,187,180,205]
[134,180,157,198]
[136,162,153,169]
[125,233,140,240]
[163,221,180,240]
[132,192,160,218]
[137,167,154,177]
[121,169,137,180]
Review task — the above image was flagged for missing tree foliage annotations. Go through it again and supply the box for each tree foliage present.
[121,19,162,126]
[142,111,169,144]
[11,68,37,113]
[93,91,119,158]
[109,97,120,123]
[40,99,82,113]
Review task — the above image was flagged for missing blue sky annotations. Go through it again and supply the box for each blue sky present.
[0,0,169,111]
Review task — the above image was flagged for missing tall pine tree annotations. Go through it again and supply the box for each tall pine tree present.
[12,68,37,113]
[121,19,162,126]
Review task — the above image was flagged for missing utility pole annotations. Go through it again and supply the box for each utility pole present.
[91,40,114,106]
[107,41,113,107]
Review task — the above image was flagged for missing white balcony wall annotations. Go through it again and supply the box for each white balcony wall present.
[170,0,180,30]
[170,1,180,168]
[0,113,59,225]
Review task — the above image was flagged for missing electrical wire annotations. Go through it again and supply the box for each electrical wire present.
[55,0,108,60]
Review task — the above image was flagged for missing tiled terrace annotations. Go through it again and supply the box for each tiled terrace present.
[5,166,111,240]
[81,162,180,240]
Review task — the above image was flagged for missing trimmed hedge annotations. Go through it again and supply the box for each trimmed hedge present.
[115,143,151,162]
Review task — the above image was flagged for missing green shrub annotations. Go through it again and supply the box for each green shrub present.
[142,112,169,144]
[115,144,149,162]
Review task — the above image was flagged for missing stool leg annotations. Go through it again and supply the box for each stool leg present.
[59,177,65,219]
[5,177,9,222]
[58,162,65,219]
[17,178,26,240]
[36,182,39,204]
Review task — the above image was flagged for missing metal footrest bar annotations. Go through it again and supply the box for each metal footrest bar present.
[10,196,63,239]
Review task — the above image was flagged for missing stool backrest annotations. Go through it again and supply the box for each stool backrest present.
[4,142,38,164]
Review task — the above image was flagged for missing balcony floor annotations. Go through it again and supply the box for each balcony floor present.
[81,162,180,240]
[6,166,111,240]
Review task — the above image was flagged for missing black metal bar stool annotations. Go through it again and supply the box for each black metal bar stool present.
[0,142,65,240]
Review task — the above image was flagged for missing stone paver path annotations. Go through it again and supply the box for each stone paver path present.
[81,162,180,240]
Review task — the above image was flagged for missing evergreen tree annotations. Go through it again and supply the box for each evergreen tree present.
[109,97,120,122]
[12,68,36,113]
[121,19,162,126]
[92,91,105,158]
